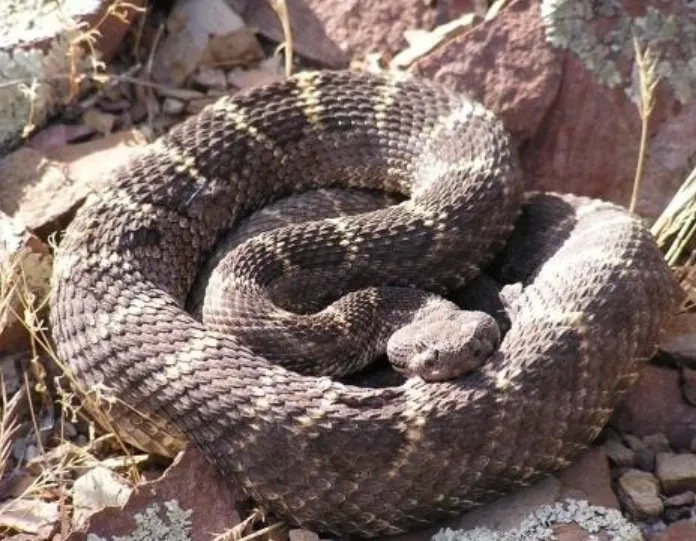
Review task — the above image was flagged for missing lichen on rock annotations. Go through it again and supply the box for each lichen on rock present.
[431,499,643,541]
[86,500,194,541]
[540,0,696,105]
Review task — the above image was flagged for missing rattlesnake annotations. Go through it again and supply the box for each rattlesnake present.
[49,70,681,537]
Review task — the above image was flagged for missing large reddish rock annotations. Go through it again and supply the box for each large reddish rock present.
[612,365,696,450]
[413,0,562,141]
[245,0,445,67]
[414,0,696,220]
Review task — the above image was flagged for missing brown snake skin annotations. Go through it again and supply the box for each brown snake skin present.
[49,70,682,537]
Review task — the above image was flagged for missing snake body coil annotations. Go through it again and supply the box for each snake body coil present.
[49,71,680,537]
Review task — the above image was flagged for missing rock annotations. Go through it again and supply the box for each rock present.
[623,434,646,452]
[62,421,78,439]
[0,129,147,240]
[12,437,27,462]
[246,0,450,68]
[0,498,59,535]
[413,0,560,142]
[612,366,696,451]
[24,444,39,462]
[289,529,320,541]
[557,447,619,509]
[661,313,696,365]
[82,108,116,135]
[622,434,656,471]
[0,212,53,352]
[72,467,132,528]
[186,97,218,114]
[0,350,23,396]
[432,499,641,541]
[193,65,227,90]
[654,520,696,541]
[616,469,663,519]
[0,0,143,152]
[65,446,241,541]
[663,491,694,507]
[204,27,263,68]
[635,448,657,473]
[26,123,95,152]
[162,98,186,116]
[604,439,636,468]
[153,0,261,86]
[680,367,696,407]
[414,0,696,219]
[227,56,285,90]
[662,505,691,523]
[455,476,561,533]
[643,434,672,454]
[655,453,696,495]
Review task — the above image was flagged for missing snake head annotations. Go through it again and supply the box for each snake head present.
[387,310,501,382]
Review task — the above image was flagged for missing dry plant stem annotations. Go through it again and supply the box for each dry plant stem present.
[269,0,294,76]
[629,35,659,214]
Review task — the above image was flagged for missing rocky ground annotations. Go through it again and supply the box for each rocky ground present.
[1,1,696,540]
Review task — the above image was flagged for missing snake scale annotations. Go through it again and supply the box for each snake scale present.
[49,70,682,537]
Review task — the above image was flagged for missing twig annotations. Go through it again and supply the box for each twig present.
[268,0,294,77]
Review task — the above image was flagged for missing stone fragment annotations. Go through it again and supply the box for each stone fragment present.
[0,498,59,535]
[663,490,694,507]
[616,469,663,519]
[72,467,132,528]
[289,529,320,541]
[153,0,260,86]
[193,65,227,90]
[603,439,635,467]
[82,108,116,135]
[162,98,186,116]
[655,452,696,495]
[663,506,691,523]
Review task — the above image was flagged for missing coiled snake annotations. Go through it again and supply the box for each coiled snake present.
[49,70,681,537]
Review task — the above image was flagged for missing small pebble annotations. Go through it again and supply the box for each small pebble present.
[604,439,635,467]
[643,433,671,453]
[623,433,647,452]
[635,447,656,472]
[62,421,78,439]
[76,434,89,447]
[288,529,320,541]
[663,505,691,523]
[193,65,227,91]
[25,444,39,462]
[663,491,694,507]
[162,97,185,115]
[12,437,27,462]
